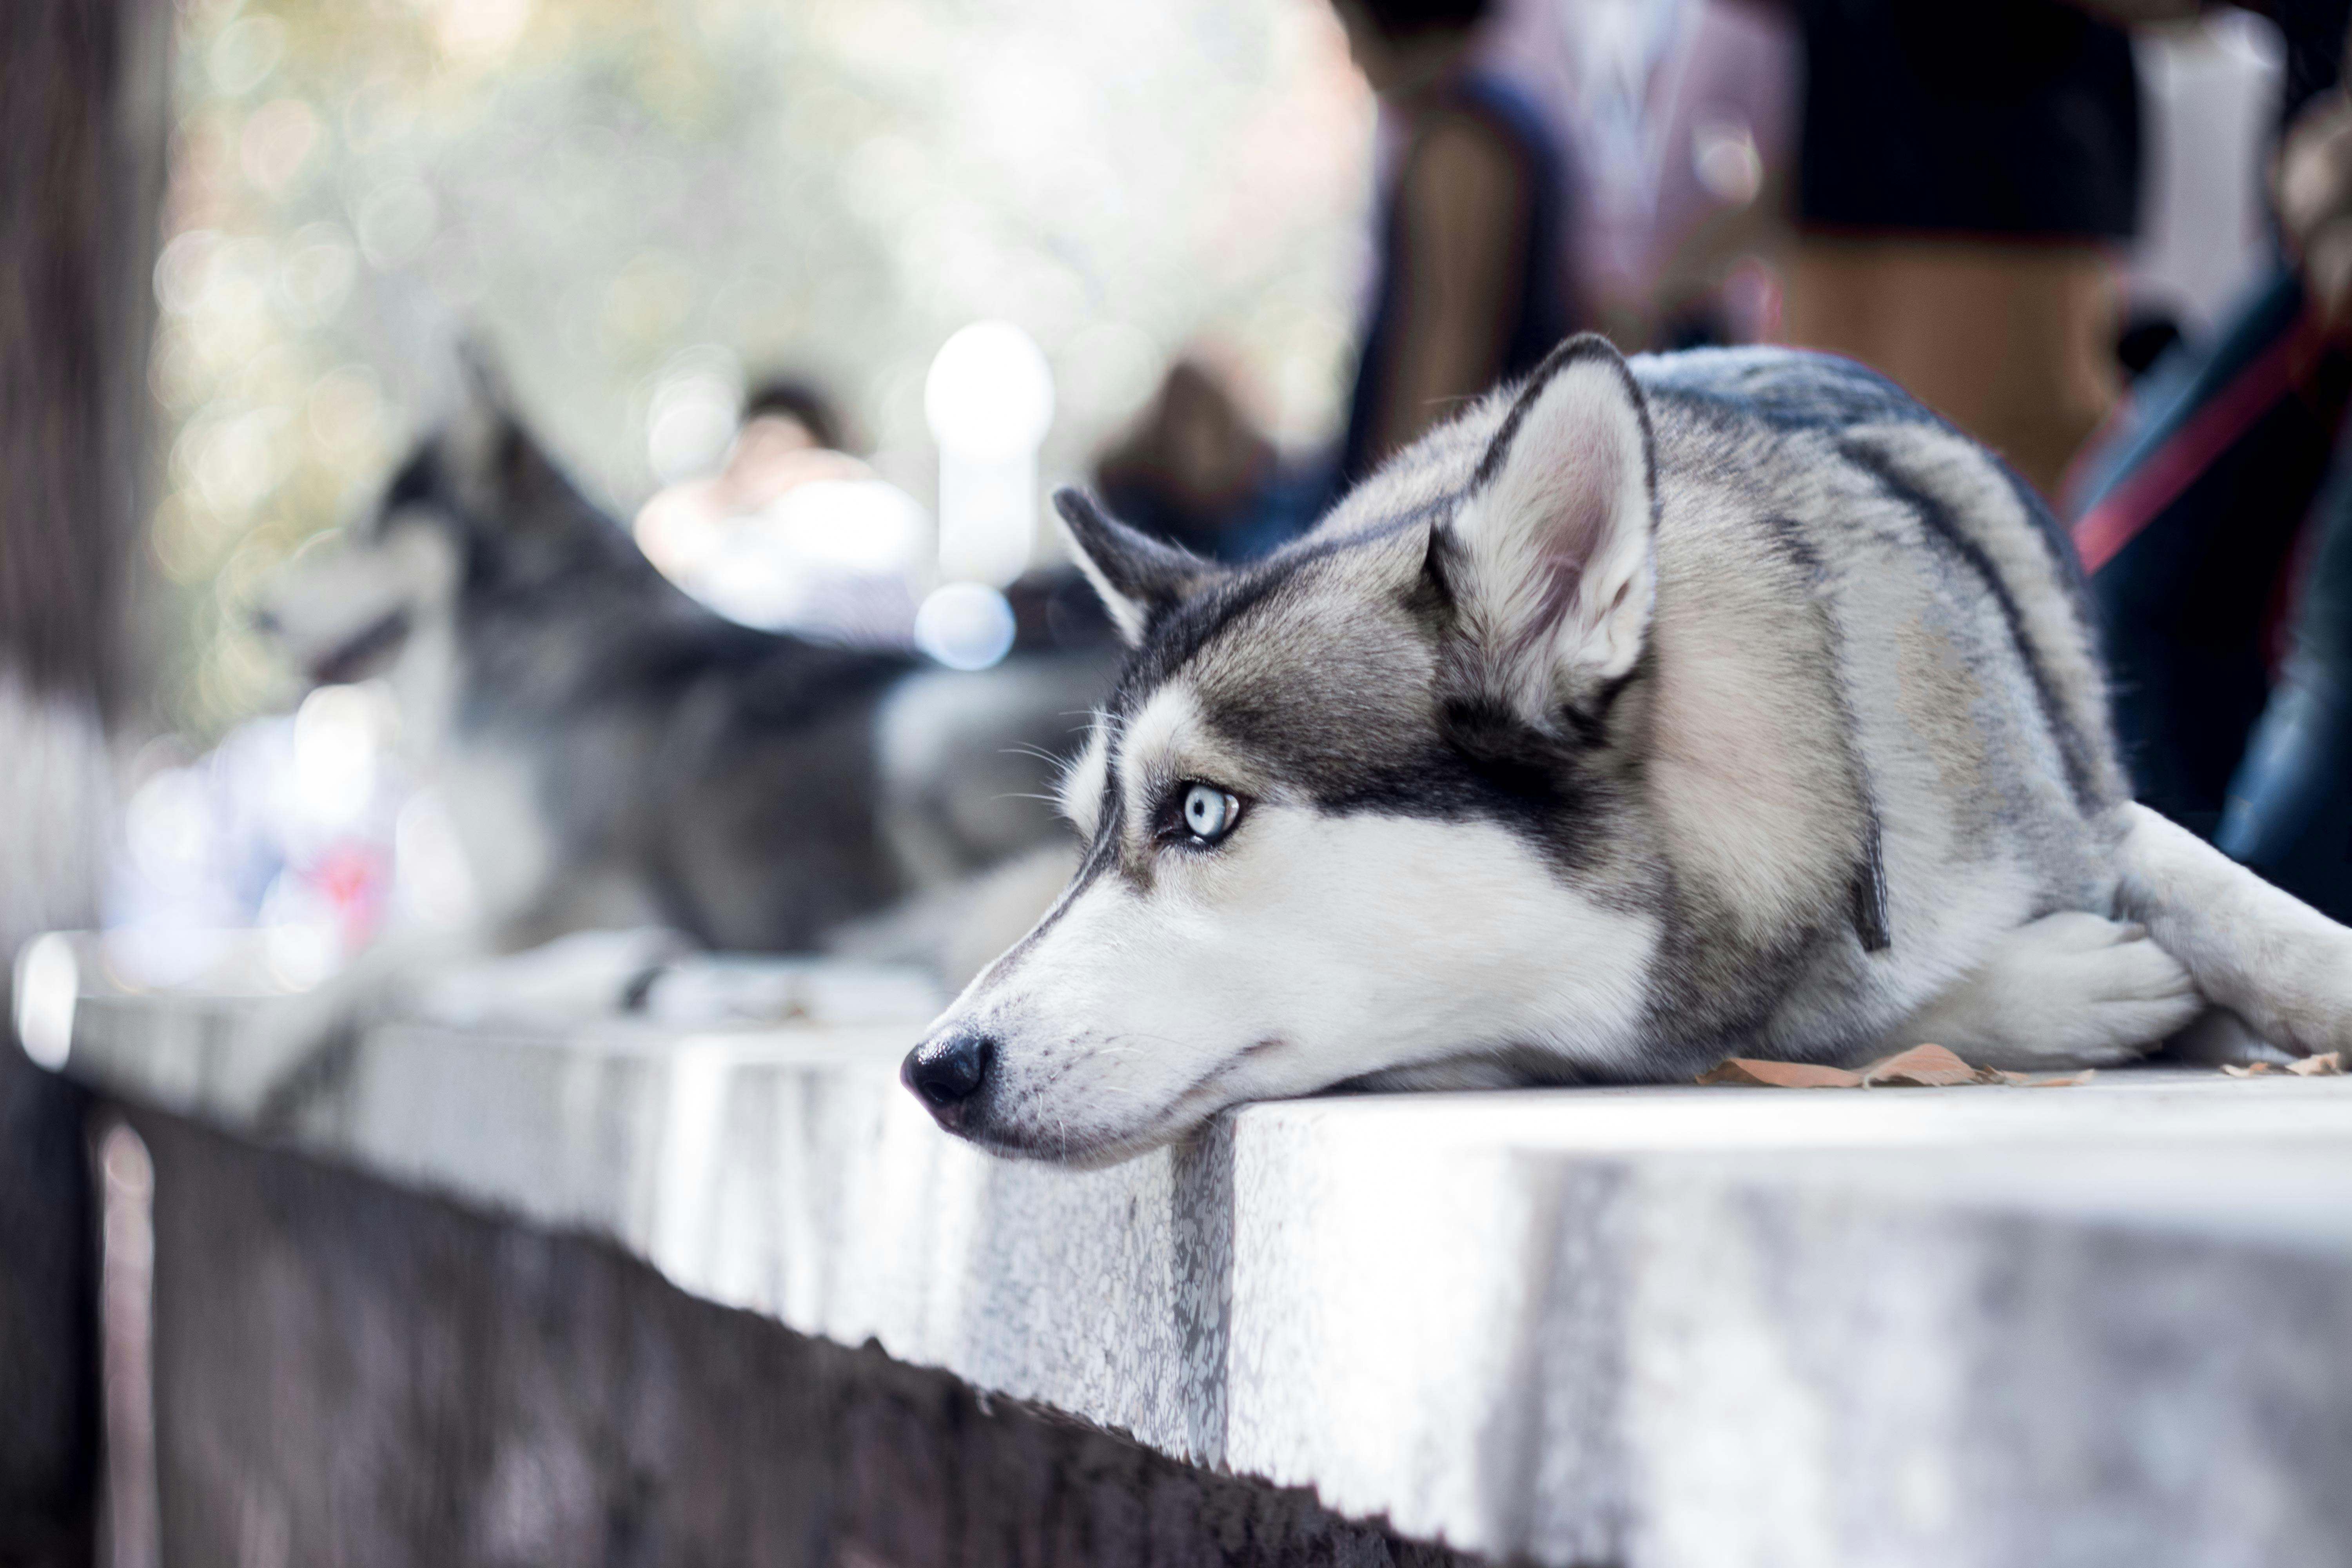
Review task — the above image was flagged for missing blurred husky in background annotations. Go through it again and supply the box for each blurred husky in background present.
[252,362,1098,1091]
[905,336,2352,1164]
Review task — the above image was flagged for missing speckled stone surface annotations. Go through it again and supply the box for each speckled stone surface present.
[54,988,2352,1566]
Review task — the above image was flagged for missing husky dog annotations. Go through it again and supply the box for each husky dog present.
[254,367,1102,1073]
[904,336,2352,1164]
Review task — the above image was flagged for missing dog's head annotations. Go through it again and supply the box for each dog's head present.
[904,336,1670,1163]
[254,351,628,692]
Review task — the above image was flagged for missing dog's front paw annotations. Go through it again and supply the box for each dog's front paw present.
[1897,912,2203,1070]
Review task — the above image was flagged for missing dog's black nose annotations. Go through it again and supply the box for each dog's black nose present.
[903,1030,993,1120]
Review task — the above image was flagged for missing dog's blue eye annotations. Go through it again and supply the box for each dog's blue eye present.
[1180,782,1240,844]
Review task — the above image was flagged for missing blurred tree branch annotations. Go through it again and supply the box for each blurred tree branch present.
[2,0,171,720]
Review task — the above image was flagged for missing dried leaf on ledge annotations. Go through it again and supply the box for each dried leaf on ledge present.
[1859,1044,1982,1086]
[2228,1051,2347,1078]
[1695,1058,1866,1088]
[1696,1043,2095,1089]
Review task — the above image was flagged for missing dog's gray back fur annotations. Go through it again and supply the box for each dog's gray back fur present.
[1107,346,2125,1078]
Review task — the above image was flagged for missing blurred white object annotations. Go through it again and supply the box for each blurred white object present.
[2131,10,2283,337]
[13,932,79,1071]
[913,582,1017,671]
[406,932,945,1029]
[290,682,383,831]
[392,788,478,928]
[1691,116,1762,207]
[646,348,746,486]
[926,320,1054,588]
[258,874,344,991]
[676,481,927,644]
[122,769,219,911]
[764,479,928,574]
[639,954,946,1027]
[101,678,427,998]
[682,477,929,643]
[634,392,930,646]
[410,926,691,1027]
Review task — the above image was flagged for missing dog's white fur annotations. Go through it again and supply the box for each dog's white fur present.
[1009,776,1656,1155]
[2116,801,2352,1057]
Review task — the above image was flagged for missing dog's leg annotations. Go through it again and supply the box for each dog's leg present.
[2113,800,2352,1057]
[2163,1004,2296,1067]
[1881,911,2202,1069]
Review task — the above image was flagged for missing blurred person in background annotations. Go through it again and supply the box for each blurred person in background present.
[1090,0,1581,562]
[1092,358,1323,562]
[634,376,924,647]
[1778,0,2152,501]
[635,376,856,567]
[1331,0,1579,480]
[2069,7,2352,921]
[1531,0,1800,352]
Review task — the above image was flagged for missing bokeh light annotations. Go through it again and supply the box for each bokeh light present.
[913,582,1019,672]
[927,320,1055,588]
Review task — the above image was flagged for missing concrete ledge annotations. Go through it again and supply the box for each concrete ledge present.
[48,973,2352,1566]
[126,1109,1466,1567]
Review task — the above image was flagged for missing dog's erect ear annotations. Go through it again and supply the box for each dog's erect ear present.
[1054,488,1220,648]
[439,337,520,486]
[1429,334,1656,730]
[432,339,603,544]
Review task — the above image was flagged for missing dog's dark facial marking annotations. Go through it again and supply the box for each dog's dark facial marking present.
[1850,808,1892,953]
[375,446,447,535]
[309,606,412,686]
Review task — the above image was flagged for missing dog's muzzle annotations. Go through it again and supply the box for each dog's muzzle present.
[901,1029,994,1133]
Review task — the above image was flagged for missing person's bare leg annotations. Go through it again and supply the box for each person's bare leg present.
[1787,238,2120,500]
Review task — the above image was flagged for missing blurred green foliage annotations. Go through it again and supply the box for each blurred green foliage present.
[153,0,1370,732]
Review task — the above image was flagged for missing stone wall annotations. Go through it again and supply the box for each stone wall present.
[134,1111,1483,1568]
[59,992,2352,1567]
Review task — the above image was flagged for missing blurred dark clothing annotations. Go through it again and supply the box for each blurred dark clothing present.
[1795,0,2140,240]
[2273,0,2352,129]
[2073,266,2352,917]
[2116,310,2185,380]
[1782,0,2144,498]
[2221,448,2352,918]
[1101,63,1574,557]
[1096,359,1327,564]
[1340,69,1575,485]
[1095,463,1327,566]
[1006,569,1120,650]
